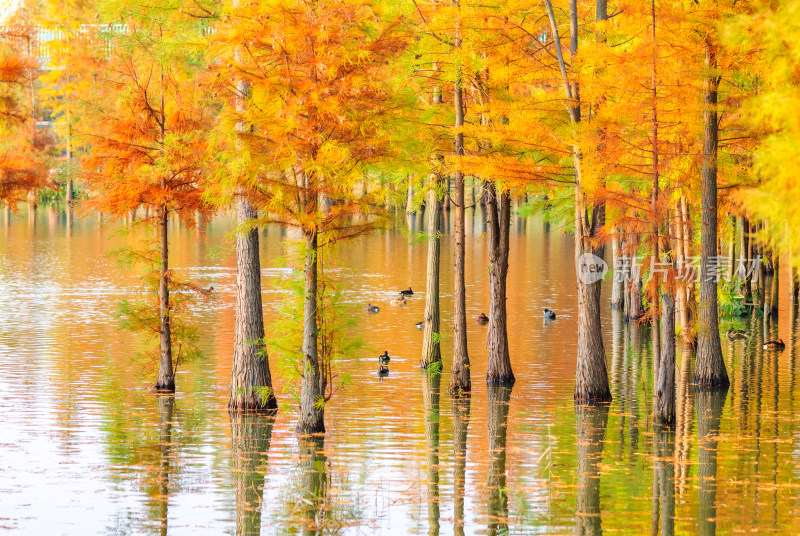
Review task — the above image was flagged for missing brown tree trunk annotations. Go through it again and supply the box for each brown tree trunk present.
[156,204,174,391]
[452,396,470,536]
[695,41,729,389]
[421,186,442,369]
[575,404,609,536]
[770,254,779,320]
[486,183,514,384]
[742,216,753,305]
[487,384,511,536]
[297,228,324,434]
[406,175,415,213]
[611,229,625,309]
[680,197,696,341]
[451,9,470,392]
[230,196,277,411]
[727,216,737,282]
[230,412,274,536]
[655,293,676,425]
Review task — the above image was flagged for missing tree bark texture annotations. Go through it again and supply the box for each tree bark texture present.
[611,230,625,309]
[421,187,442,369]
[230,197,277,411]
[655,294,676,425]
[297,229,325,434]
[486,183,514,384]
[156,205,174,391]
[695,41,729,389]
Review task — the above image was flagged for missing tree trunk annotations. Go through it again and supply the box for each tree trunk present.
[406,175,415,213]
[486,183,514,384]
[655,294,676,425]
[230,412,274,536]
[575,404,609,536]
[770,254,779,320]
[695,41,729,389]
[611,229,625,309]
[487,385,511,536]
[156,205,174,391]
[452,396,470,536]
[680,197,695,341]
[742,216,753,306]
[230,196,277,412]
[727,216,736,282]
[451,19,470,392]
[420,187,442,369]
[297,228,324,434]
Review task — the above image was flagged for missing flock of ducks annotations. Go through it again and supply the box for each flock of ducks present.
[367,288,559,377]
[726,330,786,350]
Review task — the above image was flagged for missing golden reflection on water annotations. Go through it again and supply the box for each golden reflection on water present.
[0,206,798,534]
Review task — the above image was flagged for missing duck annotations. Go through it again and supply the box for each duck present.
[726,329,750,340]
[476,312,489,324]
[544,308,556,320]
[416,321,424,329]
[378,365,390,376]
[399,287,414,296]
[379,351,391,364]
[364,303,380,313]
[763,338,786,350]
[391,296,406,306]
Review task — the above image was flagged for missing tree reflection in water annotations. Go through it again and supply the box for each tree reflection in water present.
[229,411,275,536]
[422,369,441,536]
[487,384,512,536]
[156,394,174,536]
[574,403,609,536]
[696,387,727,536]
[452,395,471,536]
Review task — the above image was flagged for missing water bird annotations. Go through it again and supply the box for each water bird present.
[416,321,424,329]
[391,296,406,306]
[378,365,389,376]
[399,287,414,296]
[726,329,750,340]
[365,303,380,313]
[477,313,489,324]
[379,351,390,364]
[544,308,556,320]
[763,338,786,350]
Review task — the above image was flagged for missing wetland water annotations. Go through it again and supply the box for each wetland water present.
[0,206,798,535]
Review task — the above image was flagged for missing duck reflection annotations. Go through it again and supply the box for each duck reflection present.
[696,387,727,536]
[229,411,275,536]
[575,403,609,536]
[487,384,512,536]
[422,369,441,536]
[452,395,471,536]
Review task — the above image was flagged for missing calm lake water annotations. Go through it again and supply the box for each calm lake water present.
[1,205,798,535]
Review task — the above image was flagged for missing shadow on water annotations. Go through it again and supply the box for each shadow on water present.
[487,384,512,536]
[574,403,609,536]
[452,395,471,536]
[422,370,441,536]
[156,395,174,536]
[229,412,275,536]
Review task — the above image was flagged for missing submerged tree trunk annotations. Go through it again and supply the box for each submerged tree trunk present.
[297,228,324,434]
[156,204,174,391]
[230,412,274,536]
[575,403,609,536]
[230,197,277,411]
[450,16,470,392]
[655,294,676,425]
[487,384,512,536]
[486,183,514,384]
[695,41,729,389]
[421,186,442,369]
